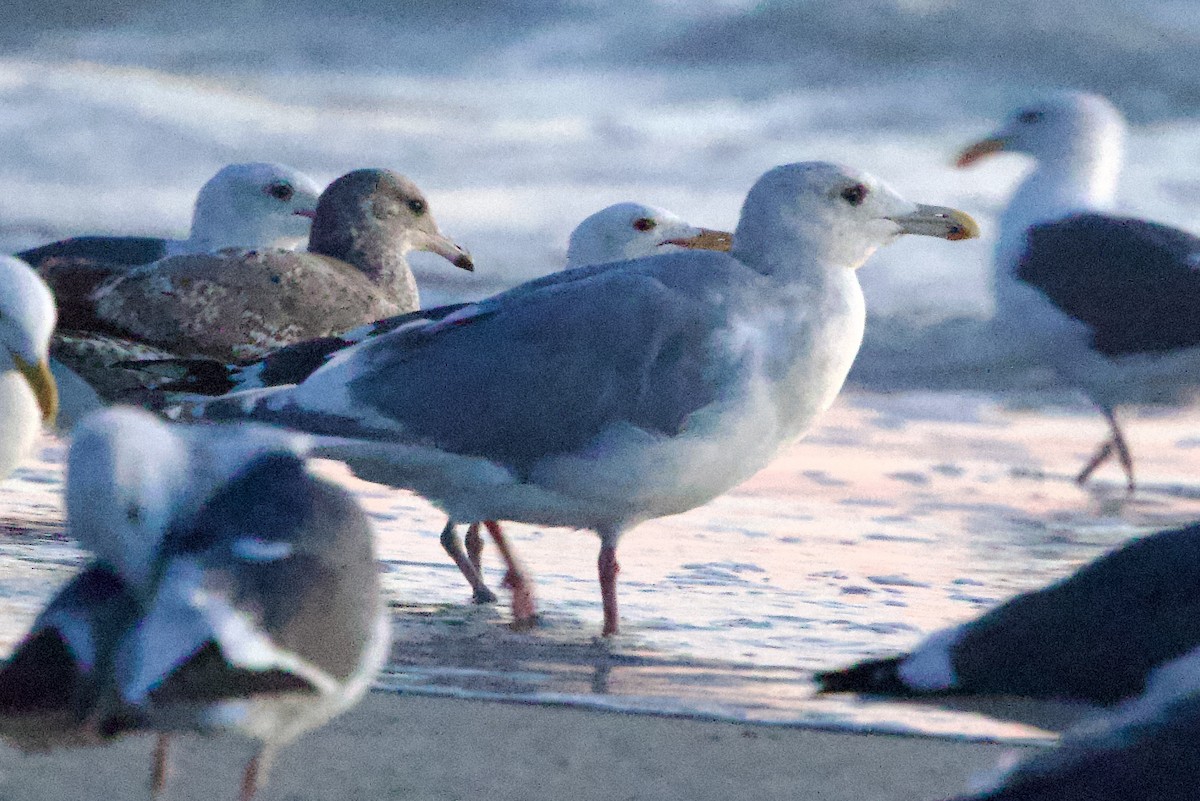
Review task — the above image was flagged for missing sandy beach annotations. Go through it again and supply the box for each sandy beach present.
[0,692,1025,801]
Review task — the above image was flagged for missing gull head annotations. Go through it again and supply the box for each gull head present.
[957,92,1126,168]
[308,168,473,271]
[190,162,322,251]
[735,162,979,271]
[565,202,732,268]
[66,407,192,592]
[0,257,57,424]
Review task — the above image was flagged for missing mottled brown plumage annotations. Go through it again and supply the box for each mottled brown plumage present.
[48,168,472,401]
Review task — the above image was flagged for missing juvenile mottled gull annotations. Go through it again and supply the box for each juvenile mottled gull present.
[137,201,731,623]
[186,161,977,636]
[50,168,473,401]
[958,91,1200,490]
[817,520,1200,704]
[18,162,322,271]
[0,256,57,478]
[0,408,387,801]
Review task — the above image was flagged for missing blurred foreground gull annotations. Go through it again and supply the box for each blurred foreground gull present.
[185,161,977,635]
[0,256,57,478]
[18,162,322,270]
[146,201,731,623]
[944,648,1200,800]
[0,408,388,801]
[958,91,1200,490]
[47,168,473,403]
[817,520,1200,704]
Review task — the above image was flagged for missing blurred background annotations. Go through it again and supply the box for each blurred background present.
[1,0,1198,380]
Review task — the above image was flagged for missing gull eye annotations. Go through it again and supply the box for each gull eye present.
[632,217,657,232]
[125,503,142,526]
[266,182,295,202]
[840,184,869,206]
[1018,110,1044,125]
[407,198,426,216]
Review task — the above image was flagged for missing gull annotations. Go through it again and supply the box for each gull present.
[46,168,473,403]
[0,407,388,801]
[945,644,1200,800]
[957,91,1200,490]
[182,161,978,636]
[18,162,322,270]
[0,255,57,478]
[816,520,1200,704]
[136,201,731,622]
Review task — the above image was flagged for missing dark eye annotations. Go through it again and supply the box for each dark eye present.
[125,503,142,526]
[632,217,656,232]
[1018,110,1044,125]
[407,199,426,215]
[266,182,294,202]
[840,184,869,206]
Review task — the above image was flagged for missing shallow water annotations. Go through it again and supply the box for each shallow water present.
[3,1,1200,747]
[4,390,1198,744]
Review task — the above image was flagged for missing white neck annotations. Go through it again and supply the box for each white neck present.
[996,131,1123,273]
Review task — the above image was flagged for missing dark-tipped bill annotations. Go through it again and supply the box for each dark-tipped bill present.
[13,354,58,425]
[955,137,1008,168]
[417,232,474,271]
[888,205,980,241]
[664,228,733,252]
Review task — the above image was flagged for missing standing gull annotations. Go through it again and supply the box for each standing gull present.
[49,168,473,401]
[187,161,977,635]
[138,201,731,623]
[18,162,322,270]
[957,91,1200,490]
[816,520,1200,704]
[0,256,57,479]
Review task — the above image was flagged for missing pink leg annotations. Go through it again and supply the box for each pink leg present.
[240,747,276,801]
[1076,439,1114,486]
[483,521,538,628]
[240,752,260,801]
[598,544,620,637]
[150,733,171,799]
[465,523,485,575]
[439,520,497,604]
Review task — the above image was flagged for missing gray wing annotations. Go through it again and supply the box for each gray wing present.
[0,565,139,750]
[948,521,1200,703]
[299,253,749,477]
[955,693,1200,800]
[1017,213,1200,357]
[92,251,405,362]
[135,452,379,707]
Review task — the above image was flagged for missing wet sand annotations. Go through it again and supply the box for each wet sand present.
[0,692,1024,801]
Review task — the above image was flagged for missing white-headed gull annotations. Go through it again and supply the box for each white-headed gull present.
[0,256,57,477]
[180,161,978,636]
[958,91,1200,490]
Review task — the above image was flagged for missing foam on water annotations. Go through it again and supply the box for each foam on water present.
[2,393,1198,744]
[2,3,1200,743]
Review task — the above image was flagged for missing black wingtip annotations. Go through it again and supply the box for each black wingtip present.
[814,656,915,696]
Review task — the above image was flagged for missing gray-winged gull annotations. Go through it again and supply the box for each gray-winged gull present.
[958,91,1200,490]
[18,162,322,270]
[943,643,1200,800]
[817,520,1200,704]
[0,407,387,801]
[182,161,978,636]
[139,200,731,623]
[47,168,473,403]
[0,255,57,478]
